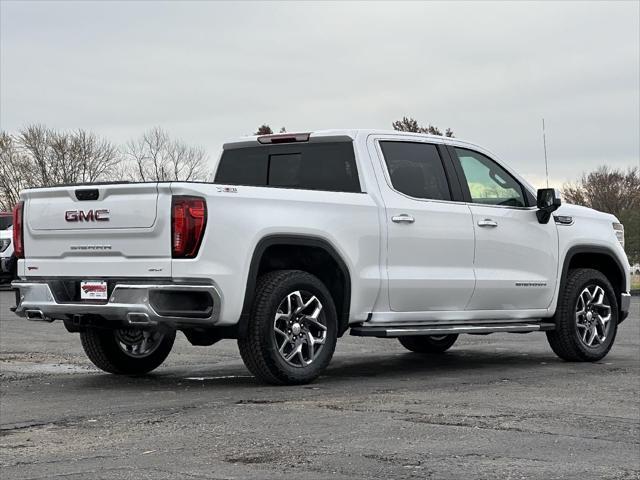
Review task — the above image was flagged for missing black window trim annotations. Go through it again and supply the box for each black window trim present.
[376,139,465,203]
[446,145,536,210]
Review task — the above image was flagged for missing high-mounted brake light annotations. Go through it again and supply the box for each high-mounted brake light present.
[257,133,310,144]
[13,201,24,259]
[172,196,207,258]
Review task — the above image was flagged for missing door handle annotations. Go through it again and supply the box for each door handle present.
[392,214,415,224]
[477,218,498,227]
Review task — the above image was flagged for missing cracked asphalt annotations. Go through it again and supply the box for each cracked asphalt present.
[1,289,638,479]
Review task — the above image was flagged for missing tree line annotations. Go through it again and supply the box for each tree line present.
[0,125,209,210]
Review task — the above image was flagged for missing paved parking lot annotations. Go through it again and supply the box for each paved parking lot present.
[1,289,638,479]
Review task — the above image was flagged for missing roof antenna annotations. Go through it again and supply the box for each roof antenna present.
[542,118,549,188]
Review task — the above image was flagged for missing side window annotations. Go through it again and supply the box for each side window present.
[454,148,526,208]
[379,141,451,201]
[268,144,360,192]
[215,148,268,186]
[215,142,361,193]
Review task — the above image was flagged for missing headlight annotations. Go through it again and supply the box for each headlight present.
[613,222,624,248]
[0,238,9,253]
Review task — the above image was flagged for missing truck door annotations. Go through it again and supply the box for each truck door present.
[449,147,558,310]
[374,139,476,312]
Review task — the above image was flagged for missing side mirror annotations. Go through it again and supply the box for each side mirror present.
[536,188,561,224]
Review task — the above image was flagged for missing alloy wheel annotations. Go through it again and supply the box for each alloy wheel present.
[114,328,165,358]
[575,284,612,348]
[273,290,327,367]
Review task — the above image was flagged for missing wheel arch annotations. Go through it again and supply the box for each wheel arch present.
[238,234,352,338]
[560,245,626,320]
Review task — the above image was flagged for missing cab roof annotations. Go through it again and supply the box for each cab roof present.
[222,129,535,194]
[224,129,488,152]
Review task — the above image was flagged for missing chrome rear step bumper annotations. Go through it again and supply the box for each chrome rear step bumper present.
[11,281,221,328]
[350,322,556,338]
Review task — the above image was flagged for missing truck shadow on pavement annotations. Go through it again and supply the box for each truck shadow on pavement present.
[66,349,576,392]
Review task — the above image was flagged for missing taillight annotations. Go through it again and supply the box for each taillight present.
[171,196,207,258]
[13,201,24,259]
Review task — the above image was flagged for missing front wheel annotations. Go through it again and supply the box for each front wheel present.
[80,327,176,374]
[238,270,338,385]
[546,268,618,362]
[398,334,458,353]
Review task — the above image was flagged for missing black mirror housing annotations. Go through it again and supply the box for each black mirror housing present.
[536,188,561,224]
[537,188,561,209]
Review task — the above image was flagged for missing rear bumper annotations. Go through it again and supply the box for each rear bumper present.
[11,280,221,328]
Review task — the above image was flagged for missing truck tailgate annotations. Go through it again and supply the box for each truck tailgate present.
[21,183,172,278]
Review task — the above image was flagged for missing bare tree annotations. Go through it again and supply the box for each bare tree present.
[16,125,121,186]
[254,124,273,135]
[392,116,454,137]
[18,124,55,187]
[562,166,640,218]
[71,129,121,183]
[562,166,640,263]
[0,126,122,210]
[0,133,32,210]
[253,125,286,135]
[125,127,210,182]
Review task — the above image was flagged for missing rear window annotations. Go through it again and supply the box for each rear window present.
[215,141,361,193]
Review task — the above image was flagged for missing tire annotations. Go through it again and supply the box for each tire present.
[238,270,338,385]
[546,268,618,362]
[80,327,176,374]
[398,334,458,353]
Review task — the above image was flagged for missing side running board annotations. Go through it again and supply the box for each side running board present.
[350,322,556,338]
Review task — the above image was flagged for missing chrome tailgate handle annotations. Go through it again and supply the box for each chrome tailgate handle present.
[392,214,415,224]
[477,218,498,227]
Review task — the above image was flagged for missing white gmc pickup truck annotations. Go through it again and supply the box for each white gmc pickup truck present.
[11,130,632,385]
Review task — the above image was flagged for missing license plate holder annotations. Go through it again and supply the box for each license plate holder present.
[80,280,108,300]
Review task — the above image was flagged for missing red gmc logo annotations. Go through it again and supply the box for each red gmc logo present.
[65,209,110,222]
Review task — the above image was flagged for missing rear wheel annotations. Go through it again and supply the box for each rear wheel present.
[546,268,618,362]
[238,270,338,385]
[398,334,458,353]
[80,327,175,374]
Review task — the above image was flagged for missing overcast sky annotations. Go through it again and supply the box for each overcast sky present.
[1,1,638,187]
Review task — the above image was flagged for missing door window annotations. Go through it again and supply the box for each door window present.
[379,141,451,200]
[454,148,526,207]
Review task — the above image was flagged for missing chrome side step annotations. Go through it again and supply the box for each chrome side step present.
[350,322,556,338]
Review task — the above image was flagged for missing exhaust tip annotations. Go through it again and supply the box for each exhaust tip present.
[126,312,154,326]
[25,310,52,322]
